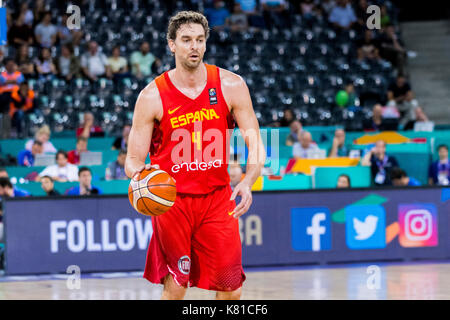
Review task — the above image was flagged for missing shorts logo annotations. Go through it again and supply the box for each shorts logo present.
[178,255,191,275]
[209,88,217,105]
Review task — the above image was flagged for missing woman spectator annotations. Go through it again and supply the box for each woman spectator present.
[107,46,129,82]
[15,44,36,79]
[56,44,82,81]
[25,124,57,153]
[34,47,57,81]
[7,12,33,48]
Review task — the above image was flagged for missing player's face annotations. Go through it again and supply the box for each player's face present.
[170,23,206,70]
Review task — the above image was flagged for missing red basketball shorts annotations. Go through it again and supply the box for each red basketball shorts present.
[143,185,246,291]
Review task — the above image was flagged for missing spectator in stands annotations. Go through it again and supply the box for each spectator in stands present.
[66,167,102,196]
[9,82,36,137]
[380,5,391,29]
[76,111,104,138]
[363,104,395,131]
[57,13,83,47]
[361,140,399,186]
[279,108,295,127]
[357,30,381,62]
[38,151,79,182]
[130,41,161,79]
[0,168,7,178]
[67,137,88,165]
[261,0,290,29]
[34,11,57,48]
[205,0,231,31]
[7,11,34,48]
[15,44,36,79]
[403,106,430,131]
[379,25,406,76]
[354,0,370,31]
[112,124,131,150]
[428,145,450,186]
[18,140,43,167]
[40,175,60,196]
[229,162,244,190]
[25,125,57,153]
[329,128,351,157]
[235,0,265,29]
[285,120,302,146]
[105,149,127,180]
[293,130,320,159]
[34,47,57,81]
[107,46,129,82]
[33,0,47,26]
[390,167,421,187]
[19,2,34,27]
[81,41,111,82]
[228,2,249,32]
[336,174,351,188]
[56,44,82,81]
[328,0,356,30]
[387,75,421,127]
[0,177,30,197]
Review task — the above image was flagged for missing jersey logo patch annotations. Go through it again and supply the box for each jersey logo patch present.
[168,106,182,114]
[209,88,217,105]
[178,255,191,275]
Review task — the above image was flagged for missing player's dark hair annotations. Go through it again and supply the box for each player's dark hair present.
[167,11,210,41]
[78,166,91,176]
[390,167,407,181]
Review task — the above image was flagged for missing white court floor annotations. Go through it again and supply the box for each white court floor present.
[0,261,449,300]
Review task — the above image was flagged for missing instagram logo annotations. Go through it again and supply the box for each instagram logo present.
[398,204,438,247]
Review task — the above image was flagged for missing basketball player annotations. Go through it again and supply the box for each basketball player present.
[125,11,266,300]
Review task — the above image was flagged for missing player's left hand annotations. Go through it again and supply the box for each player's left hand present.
[230,182,252,219]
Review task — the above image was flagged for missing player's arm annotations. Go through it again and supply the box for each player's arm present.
[125,81,163,180]
[222,69,266,218]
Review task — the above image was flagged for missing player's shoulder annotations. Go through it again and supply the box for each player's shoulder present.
[135,79,163,120]
[138,79,160,101]
[218,67,246,88]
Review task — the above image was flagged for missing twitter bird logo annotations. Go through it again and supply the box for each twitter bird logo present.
[346,205,386,249]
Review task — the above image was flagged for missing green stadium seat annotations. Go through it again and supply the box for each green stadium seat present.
[313,166,371,189]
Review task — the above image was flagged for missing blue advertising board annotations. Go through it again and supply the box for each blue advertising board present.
[3,187,450,275]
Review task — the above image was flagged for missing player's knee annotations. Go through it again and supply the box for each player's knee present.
[162,274,187,300]
[216,287,242,300]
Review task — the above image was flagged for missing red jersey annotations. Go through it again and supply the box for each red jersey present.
[150,64,234,194]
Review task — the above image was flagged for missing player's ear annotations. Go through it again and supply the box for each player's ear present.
[168,39,175,55]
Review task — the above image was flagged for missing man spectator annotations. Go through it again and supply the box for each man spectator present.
[34,11,57,48]
[25,125,57,153]
[379,25,407,76]
[40,175,60,196]
[205,0,231,31]
[7,12,33,48]
[361,140,399,186]
[67,137,88,165]
[38,151,79,182]
[428,145,450,186]
[363,104,397,131]
[285,120,302,146]
[293,130,320,158]
[329,128,351,157]
[17,140,43,167]
[228,2,249,32]
[403,106,431,131]
[390,167,421,187]
[336,174,351,188]
[105,149,127,180]
[387,75,421,127]
[130,41,161,79]
[57,13,83,47]
[56,44,82,81]
[356,30,381,62]
[66,167,102,196]
[112,124,131,150]
[9,82,36,137]
[0,177,30,197]
[76,112,104,138]
[235,0,265,29]
[328,0,356,30]
[81,41,111,82]
[261,0,290,29]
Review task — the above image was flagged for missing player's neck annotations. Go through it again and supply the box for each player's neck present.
[172,62,206,88]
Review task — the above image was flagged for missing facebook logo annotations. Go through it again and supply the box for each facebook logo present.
[291,207,331,251]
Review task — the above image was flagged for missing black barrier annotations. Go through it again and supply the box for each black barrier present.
[3,187,450,275]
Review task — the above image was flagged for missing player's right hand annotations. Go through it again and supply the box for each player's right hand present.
[131,164,160,181]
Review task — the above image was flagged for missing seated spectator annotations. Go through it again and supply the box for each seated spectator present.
[390,167,421,187]
[34,11,57,48]
[56,44,82,81]
[205,0,231,31]
[354,0,370,31]
[0,177,30,197]
[229,162,244,190]
[76,111,104,138]
[57,13,83,47]
[0,168,8,178]
[379,25,406,76]
[130,41,161,79]
[380,5,391,29]
[344,83,358,109]
[328,0,356,30]
[18,140,43,167]
[107,46,129,82]
[403,106,431,131]
[261,0,290,29]
[329,128,351,157]
[228,2,249,32]
[68,137,88,165]
[81,41,111,82]
[363,104,397,131]
[387,75,422,127]
[66,167,102,196]
[38,151,79,182]
[361,140,399,186]
[337,174,351,188]
[357,30,381,62]
[285,120,302,146]
[34,47,57,80]
[293,130,320,159]
[25,125,57,153]
[105,149,128,180]
[428,145,450,186]
[40,175,60,196]
[7,11,33,48]
[112,124,131,150]
[19,2,34,27]
[279,108,295,127]
[15,44,36,79]
[235,0,265,29]
[8,82,36,137]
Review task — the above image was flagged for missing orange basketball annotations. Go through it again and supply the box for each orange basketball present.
[128,168,176,216]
